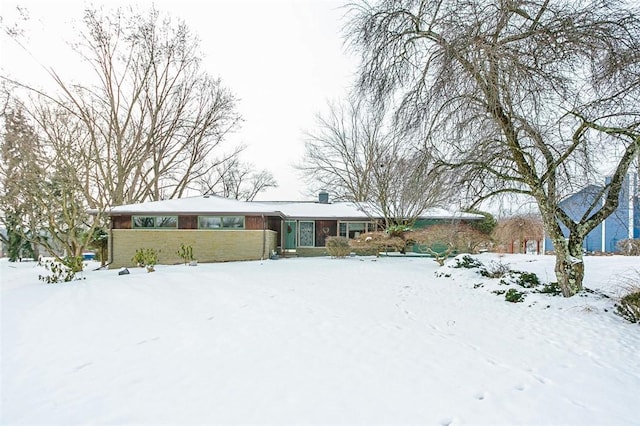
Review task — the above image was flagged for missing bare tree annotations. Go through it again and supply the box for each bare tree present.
[4,6,243,208]
[299,98,383,202]
[300,97,453,228]
[365,139,453,228]
[199,157,278,201]
[2,5,246,267]
[346,0,640,296]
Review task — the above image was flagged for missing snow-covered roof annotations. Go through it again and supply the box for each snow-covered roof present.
[107,196,483,221]
[108,195,285,216]
[415,207,484,220]
[255,201,370,219]
[257,201,482,220]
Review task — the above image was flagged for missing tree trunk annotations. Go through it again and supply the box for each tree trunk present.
[553,239,585,297]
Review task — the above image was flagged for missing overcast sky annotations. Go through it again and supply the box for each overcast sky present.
[1,0,359,201]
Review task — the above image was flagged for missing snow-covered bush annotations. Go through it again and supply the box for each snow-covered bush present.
[614,271,640,323]
[536,282,562,296]
[325,237,351,258]
[38,257,85,284]
[505,288,526,303]
[513,271,541,288]
[479,260,511,278]
[452,255,483,269]
[349,232,406,256]
[616,239,640,256]
[615,290,640,323]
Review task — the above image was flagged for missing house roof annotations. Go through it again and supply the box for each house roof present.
[257,201,483,220]
[560,184,604,205]
[107,195,483,221]
[254,201,369,219]
[107,195,286,217]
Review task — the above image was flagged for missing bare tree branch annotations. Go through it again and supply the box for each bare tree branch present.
[346,0,640,296]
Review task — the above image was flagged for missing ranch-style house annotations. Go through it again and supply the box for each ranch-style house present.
[105,192,483,267]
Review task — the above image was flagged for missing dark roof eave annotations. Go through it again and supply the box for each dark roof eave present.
[104,211,480,221]
[287,216,376,221]
[107,211,286,218]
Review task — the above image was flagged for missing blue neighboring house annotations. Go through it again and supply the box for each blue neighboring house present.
[544,173,640,253]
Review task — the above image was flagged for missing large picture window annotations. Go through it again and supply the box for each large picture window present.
[198,216,245,229]
[198,216,222,229]
[222,216,244,228]
[339,221,373,239]
[133,216,178,229]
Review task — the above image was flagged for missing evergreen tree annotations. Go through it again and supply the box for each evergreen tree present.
[464,209,498,236]
[0,106,42,261]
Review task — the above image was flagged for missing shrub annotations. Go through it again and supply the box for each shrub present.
[616,238,640,256]
[505,288,526,303]
[325,236,351,258]
[479,260,511,278]
[349,232,406,256]
[452,255,483,269]
[537,282,562,296]
[132,248,159,272]
[614,271,640,323]
[464,209,498,235]
[386,224,412,237]
[406,224,492,256]
[615,291,640,323]
[132,249,146,266]
[38,256,85,284]
[513,271,541,288]
[178,243,194,265]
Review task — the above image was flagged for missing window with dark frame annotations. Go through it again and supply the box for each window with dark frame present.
[198,216,245,229]
[132,216,178,229]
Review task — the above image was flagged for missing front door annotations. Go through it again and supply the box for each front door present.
[284,220,297,250]
[299,221,315,247]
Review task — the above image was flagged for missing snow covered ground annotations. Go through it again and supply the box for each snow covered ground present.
[1,253,639,425]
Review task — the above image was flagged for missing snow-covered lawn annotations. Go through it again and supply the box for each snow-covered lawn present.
[1,253,639,425]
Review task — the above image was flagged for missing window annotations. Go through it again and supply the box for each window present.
[133,216,178,229]
[339,221,373,239]
[198,216,222,229]
[198,216,245,229]
[222,216,244,228]
[156,216,177,228]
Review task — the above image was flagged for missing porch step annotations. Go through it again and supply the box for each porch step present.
[282,249,298,258]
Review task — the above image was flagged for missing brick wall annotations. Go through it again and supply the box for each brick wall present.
[293,247,329,257]
[110,229,277,267]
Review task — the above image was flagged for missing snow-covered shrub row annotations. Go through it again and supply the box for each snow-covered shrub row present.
[441,254,554,304]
